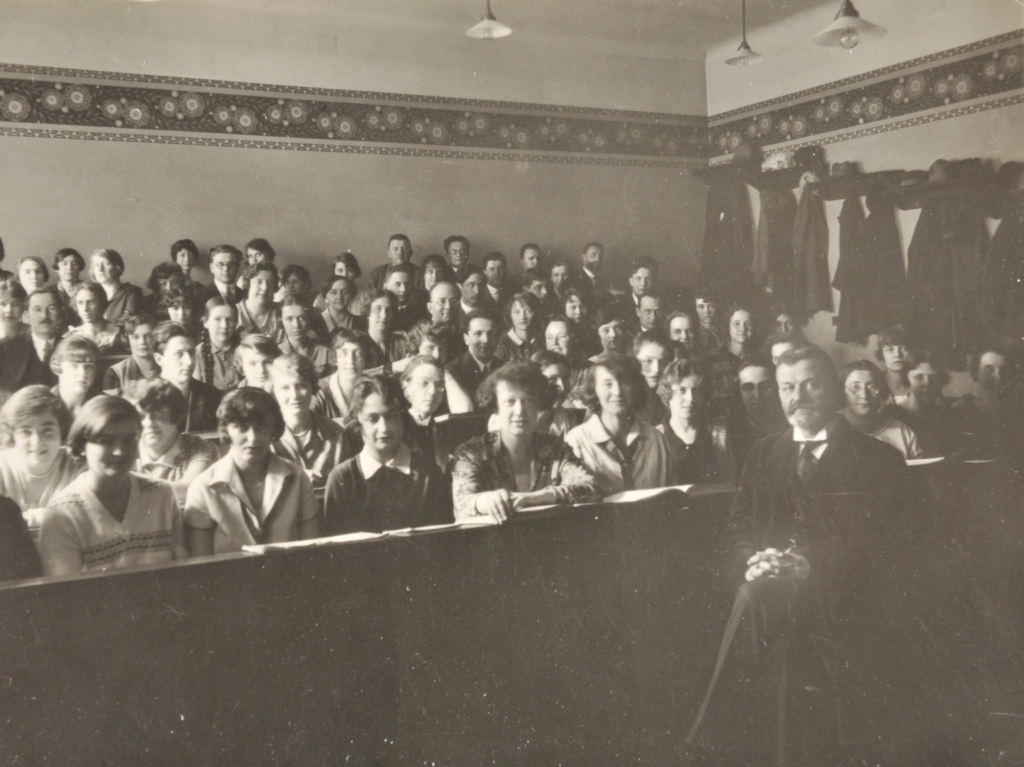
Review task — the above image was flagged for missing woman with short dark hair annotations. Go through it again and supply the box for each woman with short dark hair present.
[323,373,451,534]
[53,249,85,324]
[495,292,542,363]
[565,355,671,497]
[67,282,123,352]
[840,359,921,458]
[894,350,958,458]
[185,387,320,554]
[90,249,143,324]
[451,360,598,523]
[171,239,202,285]
[124,378,219,505]
[314,327,372,422]
[38,395,185,576]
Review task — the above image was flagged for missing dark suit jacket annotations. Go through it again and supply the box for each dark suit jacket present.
[183,379,223,433]
[369,263,419,291]
[445,352,502,399]
[196,282,245,307]
[0,333,58,402]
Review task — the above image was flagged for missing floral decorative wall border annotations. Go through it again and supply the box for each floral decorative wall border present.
[709,31,1024,157]
[0,64,707,165]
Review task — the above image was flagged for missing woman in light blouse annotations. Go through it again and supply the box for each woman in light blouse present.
[237,262,284,344]
[184,387,320,555]
[450,360,598,523]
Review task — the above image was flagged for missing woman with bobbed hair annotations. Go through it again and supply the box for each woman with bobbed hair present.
[391,321,473,414]
[67,282,123,352]
[875,325,914,401]
[323,373,452,534]
[269,354,352,489]
[417,254,455,296]
[145,262,187,317]
[0,385,83,531]
[544,314,590,406]
[399,355,448,464]
[170,239,202,285]
[0,278,28,340]
[90,249,143,324]
[237,262,284,344]
[894,350,959,458]
[53,248,85,324]
[314,327,373,421]
[495,292,542,363]
[840,359,921,459]
[38,395,185,576]
[656,358,735,484]
[319,275,368,334]
[451,360,599,523]
[565,354,671,497]
[158,287,201,336]
[769,302,808,337]
[49,335,102,418]
[17,256,49,294]
[724,303,759,362]
[185,387,320,554]
[124,378,220,505]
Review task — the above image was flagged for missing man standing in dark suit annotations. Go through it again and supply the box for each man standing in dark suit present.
[0,286,63,402]
[445,309,502,400]
[718,345,909,763]
[196,245,245,306]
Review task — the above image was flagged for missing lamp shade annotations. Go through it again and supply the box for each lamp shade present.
[811,1,886,48]
[466,17,512,39]
[725,39,765,66]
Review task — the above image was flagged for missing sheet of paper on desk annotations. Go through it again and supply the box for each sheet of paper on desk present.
[384,523,464,536]
[906,457,944,467]
[603,485,694,504]
[243,531,384,554]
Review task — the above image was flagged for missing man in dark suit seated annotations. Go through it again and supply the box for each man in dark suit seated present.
[445,235,472,284]
[0,286,63,402]
[369,234,418,290]
[615,256,658,324]
[578,241,607,291]
[445,309,502,401]
[151,320,222,432]
[385,263,429,333]
[717,345,910,763]
[427,281,466,358]
[196,245,245,306]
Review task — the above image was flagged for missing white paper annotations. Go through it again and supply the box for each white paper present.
[906,457,944,467]
[242,531,384,554]
[603,485,694,504]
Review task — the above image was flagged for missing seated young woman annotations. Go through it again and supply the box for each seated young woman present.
[666,310,699,359]
[451,360,599,524]
[279,298,333,379]
[543,315,590,407]
[0,386,83,532]
[323,373,452,534]
[171,239,203,289]
[50,335,102,418]
[399,355,448,465]
[656,358,736,484]
[233,333,281,393]
[893,350,960,458]
[17,256,50,295]
[159,288,202,338]
[144,262,187,317]
[185,387,320,554]
[237,262,285,344]
[0,278,29,340]
[270,354,353,489]
[495,292,542,363]
[528,350,587,437]
[314,327,372,422]
[124,378,220,506]
[633,331,671,426]
[388,321,473,414]
[67,282,124,353]
[194,297,242,391]
[89,249,143,325]
[565,354,671,498]
[875,325,914,402]
[319,275,367,334]
[364,289,405,367]
[416,254,456,306]
[53,249,85,325]
[102,314,160,393]
[37,395,185,576]
[724,303,758,363]
[840,360,922,459]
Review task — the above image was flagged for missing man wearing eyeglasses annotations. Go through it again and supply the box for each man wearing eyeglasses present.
[427,281,465,357]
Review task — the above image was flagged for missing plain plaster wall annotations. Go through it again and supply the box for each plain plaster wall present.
[0,137,705,294]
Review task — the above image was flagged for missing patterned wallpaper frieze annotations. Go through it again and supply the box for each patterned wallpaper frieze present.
[0,65,706,166]
[709,32,1024,156]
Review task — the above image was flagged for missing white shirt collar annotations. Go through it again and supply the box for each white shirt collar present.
[583,266,597,279]
[488,284,500,299]
[358,443,412,479]
[792,426,828,442]
[460,301,475,316]
[138,433,184,466]
[215,279,233,296]
[506,328,524,346]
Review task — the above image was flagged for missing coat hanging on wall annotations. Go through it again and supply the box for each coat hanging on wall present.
[979,189,1024,344]
[752,188,798,306]
[906,187,990,367]
[859,192,907,333]
[791,181,833,317]
[832,196,869,344]
[699,183,755,301]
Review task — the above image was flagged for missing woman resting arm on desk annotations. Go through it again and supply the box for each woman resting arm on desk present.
[450,360,598,525]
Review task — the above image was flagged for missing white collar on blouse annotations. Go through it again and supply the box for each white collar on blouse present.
[358,443,412,479]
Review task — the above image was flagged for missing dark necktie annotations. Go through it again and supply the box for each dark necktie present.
[796,440,825,486]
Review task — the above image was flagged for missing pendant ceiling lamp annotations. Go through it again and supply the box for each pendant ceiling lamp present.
[466,0,512,40]
[725,0,764,66]
[811,0,886,50]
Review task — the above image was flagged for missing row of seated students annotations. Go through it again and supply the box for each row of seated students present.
[0,235,1020,582]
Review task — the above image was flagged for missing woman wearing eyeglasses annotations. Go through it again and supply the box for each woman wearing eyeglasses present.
[840,360,921,459]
